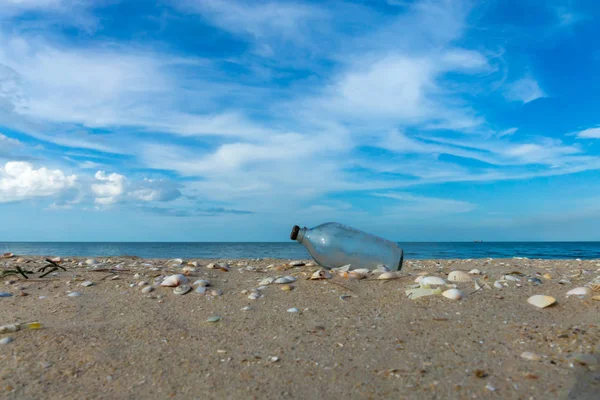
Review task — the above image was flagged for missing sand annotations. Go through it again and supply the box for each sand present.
[1,256,599,400]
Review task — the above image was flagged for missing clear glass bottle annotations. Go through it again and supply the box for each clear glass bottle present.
[290,222,404,271]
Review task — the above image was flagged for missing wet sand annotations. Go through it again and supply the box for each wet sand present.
[1,256,599,399]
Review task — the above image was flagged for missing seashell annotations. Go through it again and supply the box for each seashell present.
[280,284,294,291]
[592,295,600,301]
[193,279,211,287]
[310,270,331,280]
[566,287,592,298]
[168,258,183,266]
[352,268,371,275]
[218,264,230,272]
[289,260,305,267]
[173,285,192,295]
[474,279,491,291]
[248,292,261,300]
[160,274,188,287]
[447,271,473,283]
[333,264,352,272]
[542,273,552,280]
[85,259,98,266]
[195,286,207,294]
[493,281,503,289]
[268,356,280,363]
[527,295,556,309]
[259,277,275,286]
[187,261,198,267]
[287,307,299,313]
[420,276,446,287]
[50,257,62,263]
[521,352,541,361]
[241,306,252,311]
[0,324,19,333]
[442,288,463,300]
[209,289,223,296]
[206,263,217,269]
[80,281,93,287]
[0,337,13,345]
[587,283,600,292]
[141,286,154,294]
[0,292,13,298]
[558,279,571,285]
[206,316,221,323]
[2,252,14,258]
[347,271,367,280]
[274,276,296,284]
[468,269,481,275]
[501,275,521,282]
[182,266,196,275]
[378,271,401,280]
[67,292,82,297]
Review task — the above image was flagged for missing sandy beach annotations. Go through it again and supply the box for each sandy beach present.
[1,256,599,399]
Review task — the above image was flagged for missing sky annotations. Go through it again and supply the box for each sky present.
[1,0,600,242]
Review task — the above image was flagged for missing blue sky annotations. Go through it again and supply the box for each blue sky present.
[1,0,600,242]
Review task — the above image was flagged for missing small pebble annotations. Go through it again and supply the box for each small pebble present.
[0,337,13,345]
[521,352,541,361]
[0,292,13,298]
[280,284,294,292]
[209,289,223,296]
[67,292,82,297]
[81,281,94,287]
[141,286,154,294]
[137,281,148,287]
[207,316,221,323]
[241,306,252,311]
[39,296,47,300]
[269,356,280,362]
[287,307,299,313]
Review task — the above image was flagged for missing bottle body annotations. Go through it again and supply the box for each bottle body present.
[291,222,403,271]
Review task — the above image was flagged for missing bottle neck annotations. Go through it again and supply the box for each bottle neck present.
[296,227,307,243]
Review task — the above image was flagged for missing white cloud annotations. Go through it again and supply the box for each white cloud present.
[374,192,476,214]
[0,161,76,203]
[91,171,126,205]
[504,77,546,104]
[575,127,600,139]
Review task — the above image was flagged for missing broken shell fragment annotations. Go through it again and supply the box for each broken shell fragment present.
[274,276,296,284]
[566,287,592,298]
[493,281,504,289]
[347,271,367,280]
[259,277,275,286]
[192,279,211,287]
[280,284,294,291]
[2,252,14,258]
[542,273,553,280]
[181,266,196,275]
[310,270,331,280]
[588,283,600,292]
[173,284,192,295]
[468,269,481,275]
[160,274,188,287]
[442,288,463,300]
[405,287,442,299]
[447,271,473,283]
[527,295,556,309]
[521,352,542,361]
[168,258,183,266]
[501,275,521,282]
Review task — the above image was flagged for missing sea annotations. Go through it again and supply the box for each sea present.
[2,242,600,260]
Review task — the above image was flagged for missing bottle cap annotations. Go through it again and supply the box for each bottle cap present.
[290,225,300,240]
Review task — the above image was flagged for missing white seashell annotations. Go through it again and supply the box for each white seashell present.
[193,279,211,287]
[527,295,556,308]
[241,306,252,311]
[333,264,352,272]
[80,281,93,287]
[259,277,275,286]
[310,270,332,280]
[566,287,592,298]
[521,352,541,361]
[420,276,446,287]
[347,271,367,280]
[67,292,82,297]
[442,288,463,300]
[248,292,261,300]
[468,269,481,275]
[501,275,521,282]
[168,258,183,266]
[287,307,299,313]
[558,279,571,285]
[141,286,154,294]
[289,260,305,267]
[447,271,473,283]
[173,285,192,295]
[209,288,223,296]
[188,261,198,267]
[0,337,13,345]
[85,259,98,266]
[274,276,296,284]
[405,287,442,299]
[493,281,503,289]
[352,268,370,275]
[206,263,217,269]
[134,273,142,279]
[160,274,188,287]
[181,266,196,275]
[378,271,401,280]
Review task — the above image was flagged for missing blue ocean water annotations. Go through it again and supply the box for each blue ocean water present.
[1,242,600,260]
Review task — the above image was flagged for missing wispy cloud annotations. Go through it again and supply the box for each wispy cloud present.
[374,192,476,214]
[504,77,546,103]
[575,127,600,139]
